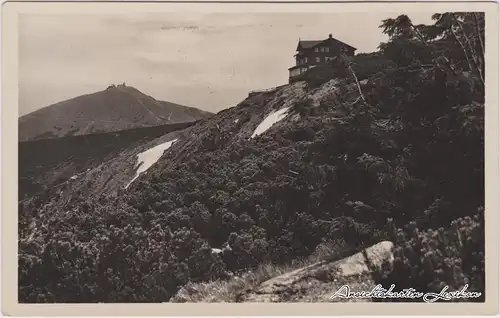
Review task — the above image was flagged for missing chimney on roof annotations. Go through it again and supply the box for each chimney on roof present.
[328,33,332,39]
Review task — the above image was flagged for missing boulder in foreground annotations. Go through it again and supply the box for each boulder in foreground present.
[237,241,394,302]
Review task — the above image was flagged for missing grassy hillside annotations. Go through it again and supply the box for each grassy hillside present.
[18,84,212,141]
[18,12,485,303]
[19,121,197,200]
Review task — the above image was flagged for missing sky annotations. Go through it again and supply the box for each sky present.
[19,12,434,116]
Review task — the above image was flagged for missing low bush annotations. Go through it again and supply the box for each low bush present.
[374,209,485,302]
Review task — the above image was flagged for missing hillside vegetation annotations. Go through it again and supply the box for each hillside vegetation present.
[18,13,485,303]
[19,121,197,200]
[18,84,212,141]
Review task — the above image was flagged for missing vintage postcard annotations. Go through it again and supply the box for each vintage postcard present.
[2,0,499,316]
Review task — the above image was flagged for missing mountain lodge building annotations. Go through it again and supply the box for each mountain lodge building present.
[288,34,357,82]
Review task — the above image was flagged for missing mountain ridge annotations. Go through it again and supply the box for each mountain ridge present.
[18,84,212,141]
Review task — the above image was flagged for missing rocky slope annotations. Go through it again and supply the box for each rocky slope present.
[18,84,212,141]
[172,241,395,302]
[238,241,394,303]
[29,79,348,201]
[19,69,484,303]
[19,121,197,200]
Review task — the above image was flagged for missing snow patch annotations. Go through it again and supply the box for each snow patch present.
[69,175,78,180]
[251,107,290,138]
[234,118,239,124]
[211,248,223,254]
[125,138,178,189]
[211,243,232,254]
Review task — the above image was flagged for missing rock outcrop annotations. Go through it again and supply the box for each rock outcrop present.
[238,241,394,302]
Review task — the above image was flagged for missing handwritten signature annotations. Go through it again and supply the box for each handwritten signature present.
[330,284,482,303]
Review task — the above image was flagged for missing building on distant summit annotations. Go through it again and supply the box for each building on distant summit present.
[288,34,357,83]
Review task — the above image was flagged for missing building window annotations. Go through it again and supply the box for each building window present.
[305,57,308,63]
[325,47,330,52]
[314,47,319,52]
[316,57,321,63]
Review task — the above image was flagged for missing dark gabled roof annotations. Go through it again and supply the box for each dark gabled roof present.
[296,37,357,51]
[297,40,324,50]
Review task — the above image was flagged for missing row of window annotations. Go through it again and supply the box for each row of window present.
[298,56,335,65]
[314,47,330,53]
[299,67,309,74]
[298,57,308,64]
[297,66,313,75]
[290,65,316,77]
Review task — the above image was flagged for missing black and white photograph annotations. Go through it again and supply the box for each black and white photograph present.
[4,1,498,313]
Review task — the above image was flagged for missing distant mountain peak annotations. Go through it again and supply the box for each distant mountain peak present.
[19,86,212,141]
